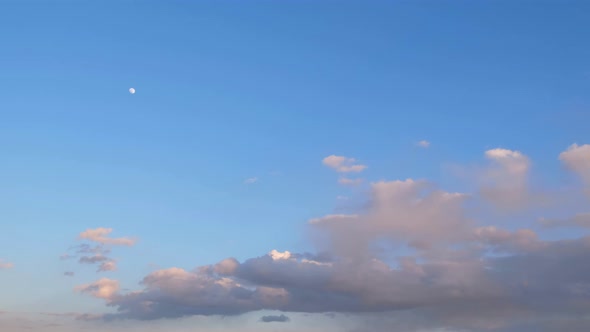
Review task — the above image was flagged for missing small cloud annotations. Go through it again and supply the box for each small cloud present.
[97,261,117,272]
[78,228,136,246]
[308,214,359,224]
[75,278,119,300]
[64,271,75,277]
[416,140,431,148]
[338,178,363,186]
[0,259,13,269]
[260,314,290,323]
[337,195,349,200]
[73,244,110,255]
[322,155,367,173]
[79,255,109,264]
[244,177,258,184]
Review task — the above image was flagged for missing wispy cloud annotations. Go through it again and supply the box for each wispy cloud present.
[260,314,290,323]
[244,177,258,184]
[416,140,431,148]
[0,259,13,269]
[78,228,136,246]
[322,155,367,173]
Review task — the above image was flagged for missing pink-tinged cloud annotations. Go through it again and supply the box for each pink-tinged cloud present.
[78,146,590,331]
[539,213,590,228]
[560,143,590,189]
[479,148,533,210]
[75,278,119,300]
[322,155,367,173]
[0,259,13,269]
[78,228,136,246]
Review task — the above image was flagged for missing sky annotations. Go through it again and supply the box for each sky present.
[0,1,589,331]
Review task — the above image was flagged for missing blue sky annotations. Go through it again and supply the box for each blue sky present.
[1,1,589,331]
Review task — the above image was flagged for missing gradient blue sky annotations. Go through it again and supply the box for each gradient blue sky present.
[1,1,589,331]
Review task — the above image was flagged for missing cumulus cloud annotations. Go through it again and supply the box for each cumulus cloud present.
[479,148,532,210]
[416,140,430,148]
[76,145,590,331]
[64,271,75,277]
[244,177,258,184]
[322,155,367,173]
[560,144,590,193]
[260,314,290,323]
[78,228,136,246]
[0,259,13,269]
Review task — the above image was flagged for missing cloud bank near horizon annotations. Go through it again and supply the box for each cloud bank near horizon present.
[62,144,590,331]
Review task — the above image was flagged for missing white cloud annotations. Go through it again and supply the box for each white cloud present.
[416,140,431,148]
[322,155,367,173]
[78,228,136,246]
[244,177,258,184]
[269,250,292,260]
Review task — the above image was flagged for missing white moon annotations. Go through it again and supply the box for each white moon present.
[129,88,136,94]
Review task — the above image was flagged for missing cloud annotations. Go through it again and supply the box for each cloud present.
[98,261,117,272]
[76,145,590,331]
[479,148,532,210]
[539,213,590,228]
[338,177,363,186]
[0,259,13,269]
[75,278,119,300]
[64,271,75,277]
[416,140,430,148]
[308,214,359,225]
[560,144,590,192]
[78,228,136,246]
[73,244,111,255]
[322,155,367,173]
[79,255,109,264]
[260,314,290,323]
[244,177,258,184]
